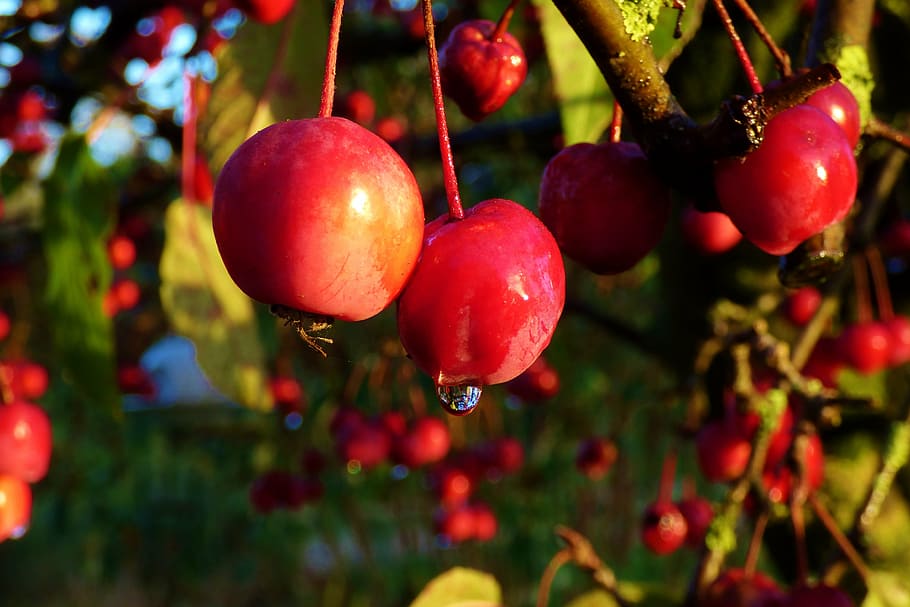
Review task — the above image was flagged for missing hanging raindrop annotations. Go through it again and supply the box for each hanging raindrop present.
[436,384,482,416]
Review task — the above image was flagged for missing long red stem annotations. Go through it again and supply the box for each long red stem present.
[853,253,872,324]
[319,0,346,118]
[713,0,762,94]
[867,247,894,320]
[730,0,791,77]
[491,0,521,41]
[422,0,464,220]
[657,450,677,503]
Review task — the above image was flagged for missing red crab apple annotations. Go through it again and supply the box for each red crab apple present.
[439,19,527,121]
[235,0,296,24]
[837,320,892,374]
[714,105,857,255]
[786,583,854,607]
[539,141,672,274]
[641,501,687,555]
[397,199,565,415]
[575,437,618,480]
[702,568,785,607]
[214,117,424,322]
[680,205,742,255]
[0,474,31,542]
[783,286,822,326]
[0,401,52,483]
[676,496,714,548]
[805,81,862,149]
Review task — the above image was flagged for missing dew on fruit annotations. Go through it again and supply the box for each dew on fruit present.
[436,384,482,416]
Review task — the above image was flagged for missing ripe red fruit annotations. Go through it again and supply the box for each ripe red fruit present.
[695,419,751,483]
[783,286,822,326]
[676,496,713,548]
[111,278,141,312]
[107,234,136,270]
[235,0,296,24]
[803,336,844,387]
[374,116,408,145]
[763,433,824,504]
[0,474,31,542]
[214,117,424,322]
[805,81,862,149]
[714,105,857,255]
[680,205,742,255]
[641,501,688,555]
[434,505,475,544]
[471,502,498,541]
[335,421,391,470]
[431,466,474,507]
[575,437,618,480]
[337,90,376,127]
[505,355,560,401]
[396,199,565,413]
[269,376,304,412]
[395,416,451,468]
[117,365,156,397]
[439,20,527,121]
[702,569,785,607]
[2,361,49,401]
[837,320,892,374]
[786,583,854,607]
[481,437,525,476]
[884,315,910,366]
[0,311,9,341]
[539,141,672,274]
[0,401,52,483]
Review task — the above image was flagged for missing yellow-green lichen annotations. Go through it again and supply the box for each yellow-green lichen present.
[618,0,670,42]
[819,42,874,128]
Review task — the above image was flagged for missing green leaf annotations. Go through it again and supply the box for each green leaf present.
[41,135,119,411]
[836,367,887,406]
[864,570,910,607]
[533,0,613,146]
[408,567,502,607]
[158,200,272,411]
[201,2,327,174]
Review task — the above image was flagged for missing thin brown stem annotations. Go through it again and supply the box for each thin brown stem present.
[791,501,809,586]
[866,247,893,320]
[809,493,871,583]
[743,512,768,577]
[318,0,345,118]
[852,253,872,324]
[866,117,910,153]
[536,549,571,607]
[422,0,464,220]
[490,0,521,41]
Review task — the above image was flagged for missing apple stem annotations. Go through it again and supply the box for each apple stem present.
[422,0,464,220]
[491,0,521,42]
[608,99,623,143]
[742,511,768,578]
[656,449,677,504]
[181,71,197,203]
[729,0,792,77]
[318,0,346,119]
[791,500,810,585]
[852,254,873,324]
[866,247,894,320]
[713,0,763,94]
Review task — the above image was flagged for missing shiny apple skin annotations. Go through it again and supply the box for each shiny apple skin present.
[235,0,296,24]
[0,474,31,542]
[805,81,862,149]
[213,117,425,322]
[539,141,672,274]
[439,20,527,121]
[714,105,857,256]
[397,199,565,386]
[679,205,742,255]
[0,401,52,484]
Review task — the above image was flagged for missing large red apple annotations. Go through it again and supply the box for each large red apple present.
[213,117,425,322]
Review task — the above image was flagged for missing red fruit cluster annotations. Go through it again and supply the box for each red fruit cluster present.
[0,90,50,153]
[248,469,323,514]
[439,20,527,121]
[836,316,910,375]
[0,397,52,542]
[702,570,856,607]
[680,204,743,255]
[434,501,498,544]
[539,141,672,275]
[695,399,824,505]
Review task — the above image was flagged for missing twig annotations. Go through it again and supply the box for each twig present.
[809,493,871,583]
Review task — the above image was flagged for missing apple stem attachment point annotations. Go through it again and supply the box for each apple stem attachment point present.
[608,99,623,143]
[269,305,334,356]
[713,0,763,94]
[421,0,464,221]
[318,0,346,119]
[490,0,521,42]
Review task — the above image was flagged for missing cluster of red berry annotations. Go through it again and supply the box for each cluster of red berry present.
[0,319,52,543]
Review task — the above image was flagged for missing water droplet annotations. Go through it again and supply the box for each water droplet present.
[436,384,482,416]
